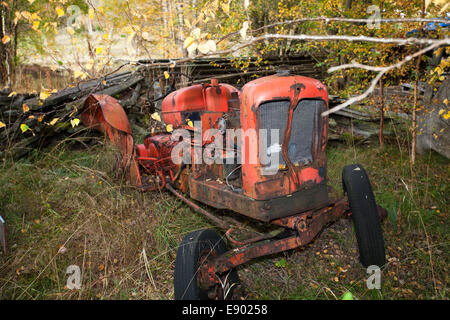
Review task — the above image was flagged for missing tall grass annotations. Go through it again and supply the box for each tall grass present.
[0,131,448,299]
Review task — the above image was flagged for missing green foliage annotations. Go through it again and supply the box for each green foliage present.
[275,258,287,268]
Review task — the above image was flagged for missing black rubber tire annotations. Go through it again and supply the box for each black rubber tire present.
[174,229,240,300]
[342,164,386,268]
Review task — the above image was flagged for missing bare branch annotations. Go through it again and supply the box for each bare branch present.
[322,39,448,117]
[218,17,449,45]
[329,62,387,73]
[252,17,450,34]
[257,34,447,46]
[138,35,449,70]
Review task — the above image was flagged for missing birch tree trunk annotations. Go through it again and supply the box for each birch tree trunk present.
[411,0,426,165]
[0,3,13,88]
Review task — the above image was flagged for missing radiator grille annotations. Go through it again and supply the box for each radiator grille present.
[259,100,289,167]
[288,99,324,165]
[259,99,325,167]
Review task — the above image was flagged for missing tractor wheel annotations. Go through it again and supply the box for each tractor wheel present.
[342,164,386,268]
[174,229,240,300]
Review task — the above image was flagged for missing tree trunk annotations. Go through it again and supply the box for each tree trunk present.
[0,3,14,88]
[411,0,426,165]
[345,0,353,10]
[379,78,385,149]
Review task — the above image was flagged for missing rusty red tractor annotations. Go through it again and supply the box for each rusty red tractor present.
[82,71,386,300]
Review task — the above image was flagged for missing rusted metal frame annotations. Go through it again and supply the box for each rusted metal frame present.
[283,84,308,187]
[82,95,141,186]
[136,156,173,164]
[139,160,166,191]
[166,183,286,247]
[137,153,180,191]
[189,177,331,222]
[213,235,302,275]
[136,156,159,161]
[282,103,299,187]
[210,199,349,275]
[197,248,223,295]
[171,163,186,185]
[123,133,142,186]
[311,102,321,160]
[271,197,349,229]
[168,169,175,182]
[225,228,285,246]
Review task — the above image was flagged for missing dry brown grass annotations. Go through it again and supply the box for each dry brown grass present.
[0,140,212,299]
[0,134,448,300]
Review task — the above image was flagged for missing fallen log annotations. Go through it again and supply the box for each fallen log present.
[0,69,147,159]
[14,72,134,111]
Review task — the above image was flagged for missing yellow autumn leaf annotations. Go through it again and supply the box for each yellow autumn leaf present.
[85,60,94,70]
[166,124,173,132]
[444,99,448,105]
[96,47,103,55]
[102,33,109,40]
[151,112,161,122]
[184,18,192,29]
[444,112,450,120]
[89,8,95,19]
[184,36,195,49]
[70,118,80,128]
[187,120,194,128]
[8,91,17,97]
[0,121,5,129]
[38,115,44,122]
[56,7,64,17]
[67,27,75,35]
[31,13,40,21]
[164,71,170,79]
[49,118,59,126]
[40,90,51,100]
[21,11,31,20]
[32,20,40,31]
[1,35,10,44]
[20,123,29,133]
[221,2,230,14]
[22,104,30,113]
[74,70,87,79]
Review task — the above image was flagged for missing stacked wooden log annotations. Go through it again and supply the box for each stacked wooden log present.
[0,71,146,159]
